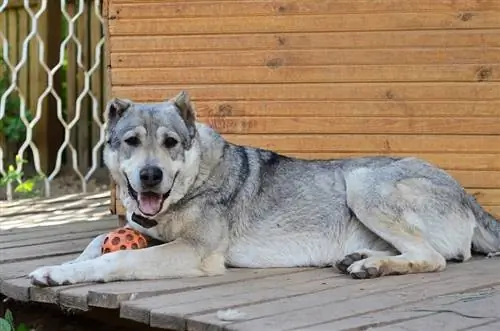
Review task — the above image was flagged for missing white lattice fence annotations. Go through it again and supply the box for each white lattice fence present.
[0,0,108,200]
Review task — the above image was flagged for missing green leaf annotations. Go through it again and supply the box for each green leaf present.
[15,180,35,193]
[0,319,12,331]
[15,323,29,331]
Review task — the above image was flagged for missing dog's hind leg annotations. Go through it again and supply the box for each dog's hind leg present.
[342,168,454,279]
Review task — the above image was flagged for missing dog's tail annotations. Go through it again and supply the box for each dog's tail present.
[467,194,500,254]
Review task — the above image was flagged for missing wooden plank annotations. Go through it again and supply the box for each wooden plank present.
[355,290,500,331]
[193,260,500,331]
[192,101,500,118]
[120,269,339,325]
[0,219,115,243]
[109,0,500,19]
[112,83,500,101]
[0,228,107,249]
[427,170,500,189]
[0,191,110,209]
[0,206,112,231]
[0,254,79,280]
[108,12,500,36]
[112,48,500,68]
[289,286,500,330]
[56,268,309,311]
[220,134,500,153]
[468,189,500,205]
[0,195,110,217]
[109,30,500,53]
[485,206,500,218]
[0,237,94,264]
[112,64,500,85]
[30,282,96,308]
[195,116,500,135]
[1,278,32,302]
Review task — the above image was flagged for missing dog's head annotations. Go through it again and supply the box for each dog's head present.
[103,91,200,217]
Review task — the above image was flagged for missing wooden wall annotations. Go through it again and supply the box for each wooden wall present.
[105,0,500,218]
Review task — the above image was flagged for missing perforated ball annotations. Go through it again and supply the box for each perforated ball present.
[101,227,148,254]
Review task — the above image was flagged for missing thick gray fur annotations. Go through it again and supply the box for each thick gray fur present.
[28,91,500,286]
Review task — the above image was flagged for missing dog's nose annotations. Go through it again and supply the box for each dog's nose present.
[139,166,163,187]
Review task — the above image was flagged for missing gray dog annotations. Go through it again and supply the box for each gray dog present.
[29,91,500,286]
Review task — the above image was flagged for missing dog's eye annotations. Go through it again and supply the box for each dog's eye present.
[163,137,178,148]
[124,136,140,147]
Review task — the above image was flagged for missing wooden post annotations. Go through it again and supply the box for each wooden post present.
[33,0,64,175]
[102,0,125,226]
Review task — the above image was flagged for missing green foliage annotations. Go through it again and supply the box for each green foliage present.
[0,309,29,331]
[0,155,43,197]
[0,57,33,143]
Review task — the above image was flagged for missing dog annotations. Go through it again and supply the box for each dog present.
[28,91,500,286]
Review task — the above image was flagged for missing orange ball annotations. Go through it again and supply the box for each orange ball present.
[101,227,148,254]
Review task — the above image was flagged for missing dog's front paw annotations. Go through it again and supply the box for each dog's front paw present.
[28,265,77,287]
[346,258,382,279]
[335,253,367,274]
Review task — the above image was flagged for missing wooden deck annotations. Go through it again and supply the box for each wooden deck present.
[1,193,500,331]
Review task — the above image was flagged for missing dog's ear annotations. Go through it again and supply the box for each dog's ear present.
[172,90,196,126]
[105,98,131,131]
[171,90,196,138]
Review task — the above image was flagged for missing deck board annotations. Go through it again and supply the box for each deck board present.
[1,192,500,331]
[183,260,500,331]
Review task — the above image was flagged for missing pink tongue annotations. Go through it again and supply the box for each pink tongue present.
[138,193,162,215]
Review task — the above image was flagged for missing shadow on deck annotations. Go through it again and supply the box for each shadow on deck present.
[1,193,500,331]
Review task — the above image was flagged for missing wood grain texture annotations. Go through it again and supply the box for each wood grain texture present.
[112,83,500,101]
[112,64,500,85]
[110,30,500,53]
[112,48,500,67]
[149,259,500,330]
[197,116,500,135]
[193,101,500,117]
[108,12,500,36]
[109,0,500,19]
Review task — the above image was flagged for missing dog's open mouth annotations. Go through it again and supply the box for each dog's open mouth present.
[125,175,173,217]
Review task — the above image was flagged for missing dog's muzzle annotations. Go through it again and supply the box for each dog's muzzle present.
[124,172,178,217]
